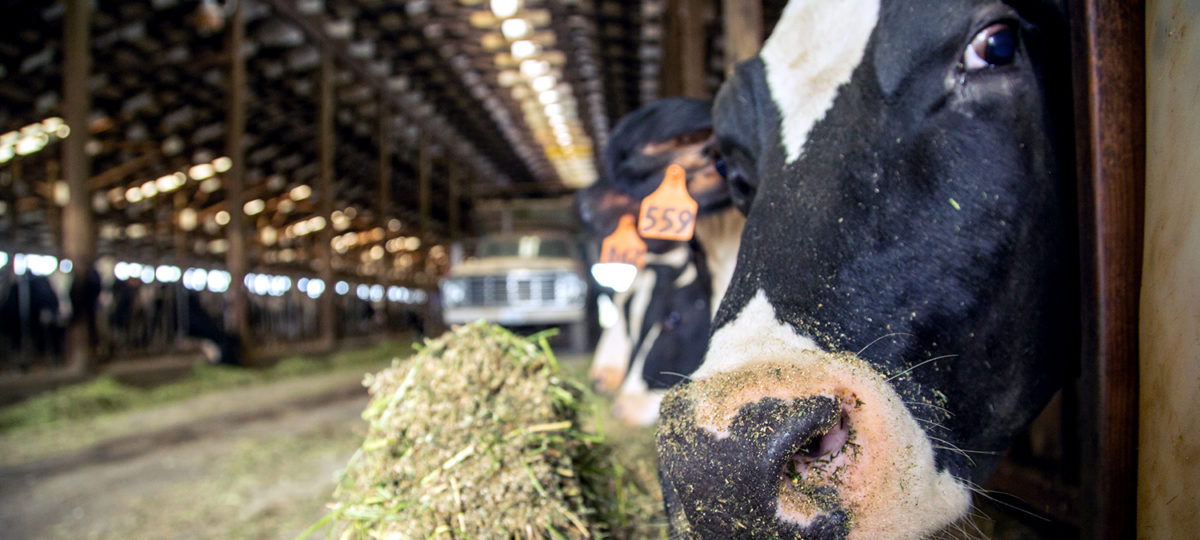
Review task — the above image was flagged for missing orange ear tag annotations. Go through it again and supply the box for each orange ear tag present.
[638,164,699,241]
[600,215,647,268]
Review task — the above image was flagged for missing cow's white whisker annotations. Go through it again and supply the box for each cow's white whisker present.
[904,400,954,416]
[961,480,1050,522]
[887,354,960,381]
[854,332,915,356]
[657,371,695,382]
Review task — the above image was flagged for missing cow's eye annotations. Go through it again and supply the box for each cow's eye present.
[713,153,728,180]
[664,311,682,331]
[963,23,1017,70]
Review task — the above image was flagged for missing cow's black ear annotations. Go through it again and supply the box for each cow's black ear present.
[575,181,637,237]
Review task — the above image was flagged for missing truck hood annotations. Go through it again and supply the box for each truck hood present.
[448,256,582,277]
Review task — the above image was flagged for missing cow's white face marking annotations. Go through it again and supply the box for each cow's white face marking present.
[615,324,666,426]
[694,207,746,317]
[590,289,633,393]
[761,0,880,163]
[694,289,821,382]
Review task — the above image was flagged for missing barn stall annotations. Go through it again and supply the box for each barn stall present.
[0,0,1191,537]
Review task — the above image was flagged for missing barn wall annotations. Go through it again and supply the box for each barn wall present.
[1140,0,1200,535]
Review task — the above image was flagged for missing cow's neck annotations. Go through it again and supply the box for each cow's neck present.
[694,207,745,317]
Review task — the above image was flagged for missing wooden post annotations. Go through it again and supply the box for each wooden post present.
[224,0,249,352]
[1070,0,1144,537]
[663,0,710,98]
[377,97,391,274]
[722,0,762,74]
[418,136,432,239]
[317,51,336,352]
[61,0,95,374]
[447,162,461,241]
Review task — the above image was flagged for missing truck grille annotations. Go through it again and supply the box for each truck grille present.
[463,274,558,306]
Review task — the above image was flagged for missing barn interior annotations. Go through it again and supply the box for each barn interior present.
[0,0,1160,538]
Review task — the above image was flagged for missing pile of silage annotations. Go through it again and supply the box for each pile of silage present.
[317,322,655,539]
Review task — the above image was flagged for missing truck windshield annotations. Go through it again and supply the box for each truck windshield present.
[476,236,573,258]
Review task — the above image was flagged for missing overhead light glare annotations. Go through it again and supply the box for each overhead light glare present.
[501,18,528,39]
[532,75,556,92]
[189,163,215,180]
[538,90,559,105]
[511,40,535,59]
[490,0,520,18]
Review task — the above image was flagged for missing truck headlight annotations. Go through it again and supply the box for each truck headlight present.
[556,272,585,302]
[442,279,466,306]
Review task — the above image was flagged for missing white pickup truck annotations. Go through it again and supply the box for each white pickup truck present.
[440,233,587,346]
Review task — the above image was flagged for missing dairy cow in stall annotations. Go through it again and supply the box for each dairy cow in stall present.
[579,97,746,426]
[655,0,1078,537]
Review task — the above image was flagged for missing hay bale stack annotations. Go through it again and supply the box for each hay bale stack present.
[324,322,618,539]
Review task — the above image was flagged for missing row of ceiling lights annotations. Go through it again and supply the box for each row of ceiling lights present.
[0,117,70,164]
[486,0,598,188]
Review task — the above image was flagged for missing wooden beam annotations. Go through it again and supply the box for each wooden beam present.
[448,162,461,241]
[418,137,432,239]
[723,0,763,74]
[663,0,711,98]
[378,97,392,275]
[1069,0,1144,537]
[224,0,250,348]
[61,0,95,374]
[317,51,336,352]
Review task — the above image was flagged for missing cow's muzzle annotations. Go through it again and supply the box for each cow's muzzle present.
[655,356,971,539]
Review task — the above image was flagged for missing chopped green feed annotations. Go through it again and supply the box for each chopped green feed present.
[316,322,663,539]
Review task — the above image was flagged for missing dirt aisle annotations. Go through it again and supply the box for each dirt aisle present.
[0,380,370,540]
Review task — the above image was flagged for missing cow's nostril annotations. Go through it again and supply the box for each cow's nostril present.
[786,404,855,479]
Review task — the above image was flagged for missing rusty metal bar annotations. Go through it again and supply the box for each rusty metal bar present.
[61,0,95,373]
[1069,0,1144,537]
[224,0,249,349]
[317,51,336,352]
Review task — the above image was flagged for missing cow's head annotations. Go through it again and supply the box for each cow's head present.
[577,98,724,423]
[657,0,1076,537]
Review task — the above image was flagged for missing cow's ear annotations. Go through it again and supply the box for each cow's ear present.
[575,181,637,236]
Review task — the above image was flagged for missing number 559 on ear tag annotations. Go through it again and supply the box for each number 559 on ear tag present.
[638,164,698,241]
[600,215,647,268]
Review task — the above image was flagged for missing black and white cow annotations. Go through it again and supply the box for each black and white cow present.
[656,0,1077,537]
[578,97,746,425]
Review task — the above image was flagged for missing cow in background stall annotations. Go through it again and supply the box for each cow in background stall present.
[578,97,747,425]
[655,0,1078,537]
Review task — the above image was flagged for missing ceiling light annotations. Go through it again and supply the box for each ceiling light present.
[126,187,144,203]
[141,180,158,198]
[179,208,198,231]
[490,0,519,18]
[244,199,265,216]
[511,40,535,59]
[532,75,556,92]
[538,90,559,105]
[200,177,222,193]
[215,210,231,225]
[212,156,232,173]
[501,18,528,39]
[289,184,312,201]
[520,59,548,78]
[189,163,215,180]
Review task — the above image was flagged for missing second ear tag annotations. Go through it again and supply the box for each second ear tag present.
[600,215,647,268]
[638,164,698,241]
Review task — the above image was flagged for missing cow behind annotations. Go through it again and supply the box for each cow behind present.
[656,0,1077,537]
